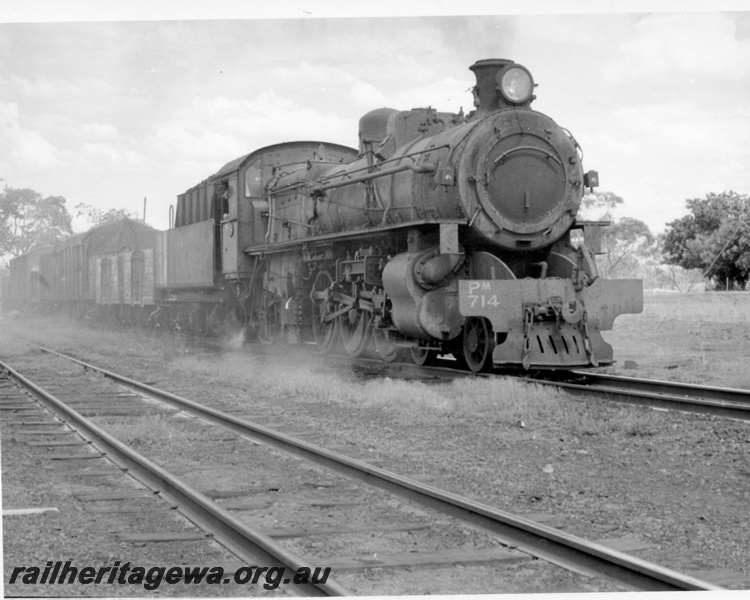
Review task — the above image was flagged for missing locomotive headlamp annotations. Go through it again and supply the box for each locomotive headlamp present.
[497,65,534,105]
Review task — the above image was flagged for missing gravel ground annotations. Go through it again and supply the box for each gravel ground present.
[2,292,750,595]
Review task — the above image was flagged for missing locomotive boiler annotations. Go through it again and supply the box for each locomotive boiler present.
[157,58,642,371]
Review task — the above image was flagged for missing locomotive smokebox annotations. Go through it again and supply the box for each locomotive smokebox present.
[452,59,582,250]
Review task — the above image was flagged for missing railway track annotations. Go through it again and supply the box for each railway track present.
[2,341,725,593]
[525,371,750,423]
[0,354,350,597]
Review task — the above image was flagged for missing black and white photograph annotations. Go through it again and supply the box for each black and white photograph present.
[1,0,750,596]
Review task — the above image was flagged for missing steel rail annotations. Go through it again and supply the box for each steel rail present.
[32,344,722,592]
[526,371,750,422]
[573,371,750,405]
[0,358,351,597]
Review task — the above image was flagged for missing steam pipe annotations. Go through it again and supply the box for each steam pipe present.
[311,161,436,194]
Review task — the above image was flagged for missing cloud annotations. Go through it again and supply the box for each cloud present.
[8,73,80,99]
[0,101,154,184]
[516,14,609,49]
[2,13,748,236]
[604,13,750,84]
[267,60,395,112]
[577,97,750,231]
[348,79,391,109]
[78,122,120,141]
[31,113,122,143]
[0,100,61,168]
[66,140,147,168]
[390,75,472,112]
[8,70,114,103]
[146,89,353,179]
[611,101,750,165]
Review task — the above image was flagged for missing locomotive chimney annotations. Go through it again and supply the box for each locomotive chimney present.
[469,58,516,119]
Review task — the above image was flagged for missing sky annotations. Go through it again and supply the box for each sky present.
[1,1,750,234]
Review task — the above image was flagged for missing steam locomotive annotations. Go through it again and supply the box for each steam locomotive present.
[158,58,641,371]
[9,59,643,372]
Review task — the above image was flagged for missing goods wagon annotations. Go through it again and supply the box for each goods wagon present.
[0,269,9,314]
[10,219,158,319]
[7,246,54,311]
[91,220,157,324]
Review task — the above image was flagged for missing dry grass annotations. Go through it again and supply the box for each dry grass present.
[0,310,692,438]
[165,352,662,439]
[610,291,750,389]
[91,414,189,450]
[643,291,750,322]
[0,316,198,369]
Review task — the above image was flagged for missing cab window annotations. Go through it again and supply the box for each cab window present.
[244,162,263,198]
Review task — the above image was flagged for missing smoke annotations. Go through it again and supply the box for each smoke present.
[221,327,246,349]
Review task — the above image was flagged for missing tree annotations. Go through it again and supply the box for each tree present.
[0,187,73,258]
[579,190,624,221]
[662,191,750,289]
[597,217,655,278]
[646,234,705,292]
[695,218,750,289]
[75,203,139,228]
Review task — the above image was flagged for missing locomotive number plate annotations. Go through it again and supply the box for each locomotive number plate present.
[459,281,505,315]
[461,281,501,309]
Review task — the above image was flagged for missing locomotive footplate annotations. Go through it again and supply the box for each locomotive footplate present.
[458,278,643,369]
